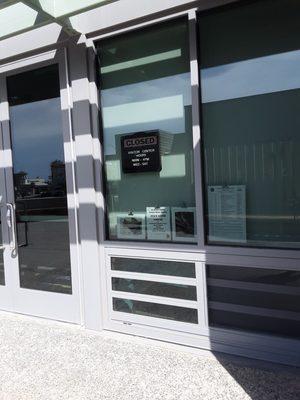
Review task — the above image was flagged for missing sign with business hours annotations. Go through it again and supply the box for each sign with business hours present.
[121,131,161,173]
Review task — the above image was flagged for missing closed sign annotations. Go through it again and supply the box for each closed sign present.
[121,131,161,173]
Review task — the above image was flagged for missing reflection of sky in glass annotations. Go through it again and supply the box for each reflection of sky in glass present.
[101,49,182,74]
[201,49,300,103]
[10,98,64,180]
[101,72,191,155]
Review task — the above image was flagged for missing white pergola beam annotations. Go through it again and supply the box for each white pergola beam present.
[53,0,108,18]
[0,2,42,40]
[21,0,78,36]
[0,0,111,41]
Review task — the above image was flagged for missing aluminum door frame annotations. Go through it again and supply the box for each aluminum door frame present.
[0,48,81,323]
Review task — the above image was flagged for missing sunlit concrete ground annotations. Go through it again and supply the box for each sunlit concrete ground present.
[0,311,299,400]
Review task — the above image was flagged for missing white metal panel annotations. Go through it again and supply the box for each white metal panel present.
[105,251,201,334]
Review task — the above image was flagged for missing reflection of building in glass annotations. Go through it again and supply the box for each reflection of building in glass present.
[14,171,27,188]
[51,160,66,196]
[14,160,68,220]
[14,171,48,198]
[14,160,66,199]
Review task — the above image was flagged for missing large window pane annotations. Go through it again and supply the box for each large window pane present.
[207,264,300,339]
[113,298,198,324]
[199,0,300,248]
[112,278,197,300]
[111,257,196,278]
[97,18,197,243]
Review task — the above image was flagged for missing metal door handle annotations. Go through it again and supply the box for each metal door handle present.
[6,203,16,251]
[0,203,4,250]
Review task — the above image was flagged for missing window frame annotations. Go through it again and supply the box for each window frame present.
[91,5,300,260]
[197,0,300,253]
[95,13,203,248]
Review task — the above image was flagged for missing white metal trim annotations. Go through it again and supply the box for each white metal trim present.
[0,49,58,74]
[102,239,300,261]
[88,9,194,44]
[199,261,209,328]
[111,290,198,308]
[104,318,300,367]
[104,246,300,271]
[110,270,196,286]
[110,310,203,335]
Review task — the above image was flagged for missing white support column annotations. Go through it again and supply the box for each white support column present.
[86,40,108,330]
[67,38,102,331]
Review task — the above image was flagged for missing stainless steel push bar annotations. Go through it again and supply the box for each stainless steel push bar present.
[6,203,16,251]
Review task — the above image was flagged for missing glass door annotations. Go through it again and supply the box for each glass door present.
[0,52,80,323]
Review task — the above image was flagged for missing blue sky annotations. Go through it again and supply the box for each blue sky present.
[201,49,300,103]
[10,97,64,180]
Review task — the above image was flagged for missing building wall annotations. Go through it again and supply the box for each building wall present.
[0,0,298,367]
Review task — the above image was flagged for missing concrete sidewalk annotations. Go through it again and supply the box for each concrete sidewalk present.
[0,312,299,400]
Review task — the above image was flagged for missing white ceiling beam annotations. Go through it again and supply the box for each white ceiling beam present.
[53,0,108,18]
[21,0,78,35]
[0,2,45,41]
[0,0,112,41]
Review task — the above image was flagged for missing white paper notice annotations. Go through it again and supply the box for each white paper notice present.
[146,207,171,241]
[208,185,246,243]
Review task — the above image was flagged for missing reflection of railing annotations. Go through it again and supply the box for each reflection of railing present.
[16,196,68,216]
[15,197,68,248]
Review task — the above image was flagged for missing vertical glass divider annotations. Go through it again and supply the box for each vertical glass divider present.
[188,10,205,249]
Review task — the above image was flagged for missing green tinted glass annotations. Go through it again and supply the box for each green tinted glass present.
[97,18,197,244]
